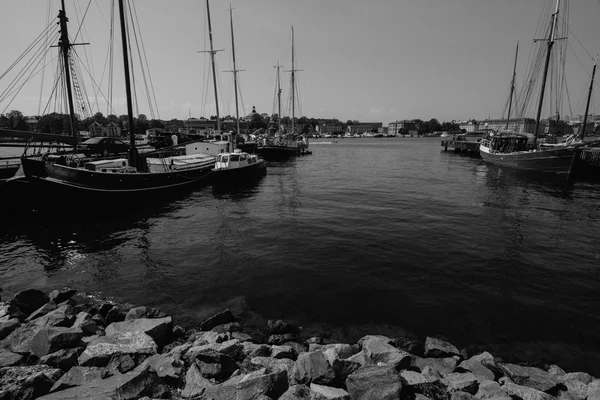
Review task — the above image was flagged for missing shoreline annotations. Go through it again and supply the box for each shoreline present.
[1,287,598,400]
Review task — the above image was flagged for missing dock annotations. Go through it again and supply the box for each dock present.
[441,138,481,154]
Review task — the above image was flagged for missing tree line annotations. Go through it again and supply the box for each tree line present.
[1,110,460,135]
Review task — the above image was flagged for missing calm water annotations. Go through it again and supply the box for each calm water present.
[2,138,600,373]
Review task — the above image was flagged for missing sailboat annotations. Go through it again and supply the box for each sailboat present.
[479,0,585,174]
[261,27,307,161]
[12,0,220,207]
[212,4,266,180]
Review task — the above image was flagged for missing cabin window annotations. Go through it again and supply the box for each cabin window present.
[221,156,229,163]
[230,155,240,161]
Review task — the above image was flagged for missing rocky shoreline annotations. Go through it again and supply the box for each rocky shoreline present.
[0,287,598,400]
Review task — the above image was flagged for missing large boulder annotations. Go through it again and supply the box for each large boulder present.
[501,381,555,400]
[135,353,183,380]
[322,348,361,383]
[39,348,83,371]
[247,356,295,375]
[1,325,83,358]
[33,304,75,327]
[11,289,50,316]
[442,372,479,394]
[242,342,272,358]
[191,348,237,380]
[0,350,23,367]
[0,365,63,400]
[475,380,511,400]
[457,352,495,381]
[26,302,58,322]
[38,366,162,400]
[588,380,600,400]
[424,337,460,358]
[49,366,104,392]
[499,363,559,392]
[360,335,413,370]
[181,364,242,399]
[0,318,20,340]
[280,384,311,399]
[72,312,97,335]
[199,309,239,331]
[272,344,296,360]
[413,356,458,376]
[78,331,157,367]
[125,306,165,321]
[48,288,78,304]
[346,365,402,400]
[310,383,350,400]
[236,367,289,400]
[105,316,172,348]
[292,351,336,385]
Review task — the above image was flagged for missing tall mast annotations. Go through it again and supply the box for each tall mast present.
[506,41,519,130]
[533,0,560,144]
[118,0,137,168]
[580,57,597,141]
[229,5,240,149]
[291,26,295,136]
[276,62,282,133]
[206,0,220,133]
[58,0,76,137]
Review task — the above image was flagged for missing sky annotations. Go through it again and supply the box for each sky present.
[1,0,600,124]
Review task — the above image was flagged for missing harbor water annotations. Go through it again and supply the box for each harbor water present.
[1,138,600,374]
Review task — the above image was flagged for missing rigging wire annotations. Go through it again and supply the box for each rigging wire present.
[38,0,53,115]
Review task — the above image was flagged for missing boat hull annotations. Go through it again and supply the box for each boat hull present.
[479,144,578,174]
[261,145,300,161]
[213,161,266,182]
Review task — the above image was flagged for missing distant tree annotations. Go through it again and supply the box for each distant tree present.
[209,115,217,120]
[93,112,107,125]
[138,114,148,122]
[346,120,354,126]
[149,119,165,129]
[281,116,291,126]
[399,128,409,137]
[6,110,27,130]
[428,118,441,132]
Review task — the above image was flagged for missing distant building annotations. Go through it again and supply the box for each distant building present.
[316,122,344,134]
[347,122,383,135]
[25,118,38,131]
[105,121,121,137]
[388,120,416,135]
[89,121,103,137]
[459,120,479,132]
[479,118,535,134]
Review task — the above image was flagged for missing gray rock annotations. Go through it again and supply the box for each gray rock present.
[310,343,359,360]
[272,344,296,360]
[561,379,588,400]
[78,331,157,367]
[167,342,192,357]
[12,289,50,316]
[347,351,368,367]
[413,356,458,376]
[285,341,309,356]
[212,321,242,333]
[33,304,75,327]
[421,366,443,382]
[26,302,58,322]
[124,306,166,321]
[104,353,137,374]
[451,392,475,400]
[135,353,183,380]
[269,333,297,344]
[475,380,509,400]
[105,307,126,325]
[72,312,97,335]
[0,350,23,367]
[321,348,361,383]
[424,337,460,358]
[501,381,555,400]
[192,348,237,380]
[360,335,413,370]
[48,288,77,304]
[38,366,161,400]
[242,342,272,358]
[292,351,336,385]
[309,383,349,399]
[248,356,296,375]
[233,331,254,342]
[548,365,566,377]
[588,379,600,400]
[185,339,243,365]
[0,318,20,340]
[236,368,289,400]
[0,365,63,400]
[105,316,172,347]
[280,384,311,400]
[181,363,215,398]
[1,325,83,358]
[39,347,82,371]
[199,308,239,331]
[558,372,594,385]
[191,330,231,345]
[345,365,402,400]
[442,372,479,394]
[268,319,299,334]
[400,370,428,385]
[49,366,104,392]
[500,363,559,392]
[458,354,495,381]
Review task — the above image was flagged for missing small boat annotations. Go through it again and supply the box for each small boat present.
[213,149,266,180]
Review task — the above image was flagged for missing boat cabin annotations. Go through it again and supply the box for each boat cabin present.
[215,149,261,171]
[482,133,529,153]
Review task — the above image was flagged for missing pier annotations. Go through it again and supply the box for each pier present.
[441,138,481,154]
